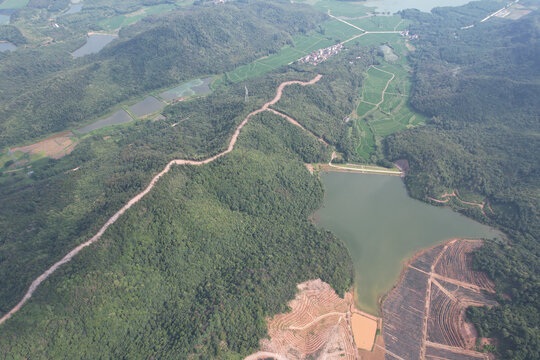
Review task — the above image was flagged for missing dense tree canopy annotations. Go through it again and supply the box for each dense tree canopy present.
[384,3,540,358]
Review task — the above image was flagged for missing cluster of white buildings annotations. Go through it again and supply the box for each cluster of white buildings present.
[298,43,344,66]
[400,30,419,39]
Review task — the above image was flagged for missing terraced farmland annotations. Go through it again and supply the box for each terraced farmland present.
[247,279,360,360]
[382,239,496,360]
[353,36,426,159]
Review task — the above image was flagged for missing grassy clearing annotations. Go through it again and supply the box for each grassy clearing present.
[0,0,28,9]
[97,4,176,32]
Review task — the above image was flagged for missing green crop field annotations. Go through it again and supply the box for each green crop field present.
[0,0,28,9]
[98,4,176,32]
[223,31,337,84]
[353,34,428,158]
[356,101,375,117]
[356,119,375,160]
[361,67,393,104]
[349,15,403,32]
[347,32,400,47]
[322,20,363,42]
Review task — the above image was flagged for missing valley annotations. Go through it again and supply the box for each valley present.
[0,0,538,359]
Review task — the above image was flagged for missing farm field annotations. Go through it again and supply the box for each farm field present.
[362,67,393,104]
[353,36,426,159]
[383,239,497,360]
[97,4,176,32]
[223,19,365,84]
[348,15,408,32]
[223,33,336,84]
[1,131,77,173]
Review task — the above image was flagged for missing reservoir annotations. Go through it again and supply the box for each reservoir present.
[362,0,473,13]
[72,34,117,58]
[315,172,499,314]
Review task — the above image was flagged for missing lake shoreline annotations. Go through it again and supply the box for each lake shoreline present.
[315,171,499,314]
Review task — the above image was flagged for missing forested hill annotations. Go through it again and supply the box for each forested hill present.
[0,1,325,148]
[384,3,539,358]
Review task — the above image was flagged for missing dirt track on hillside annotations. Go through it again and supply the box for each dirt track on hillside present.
[0,75,323,327]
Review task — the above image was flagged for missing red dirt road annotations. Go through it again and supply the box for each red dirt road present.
[0,75,323,327]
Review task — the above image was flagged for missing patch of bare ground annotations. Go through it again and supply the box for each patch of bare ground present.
[382,239,495,360]
[11,131,78,159]
[359,334,385,360]
[245,279,382,360]
[434,240,495,290]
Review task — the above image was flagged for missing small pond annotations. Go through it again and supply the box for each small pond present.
[75,109,132,134]
[128,96,165,118]
[159,76,214,101]
[71,34,117,58]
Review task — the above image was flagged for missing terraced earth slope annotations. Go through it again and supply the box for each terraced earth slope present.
[245,279,381,360]
[382,239,497,360]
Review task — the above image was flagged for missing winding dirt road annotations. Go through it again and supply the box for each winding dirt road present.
[0,74,323,327]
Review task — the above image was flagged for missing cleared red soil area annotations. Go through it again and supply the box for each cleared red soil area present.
[10,131,77,159]
[434,240,494,290]
[382,239,496,360]
[245,279,359,360]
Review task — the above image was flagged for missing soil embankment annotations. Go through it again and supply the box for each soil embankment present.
[0,75,323,327]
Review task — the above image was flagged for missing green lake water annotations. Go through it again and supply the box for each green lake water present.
[362,0,473,13]
[315,172,499,314]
